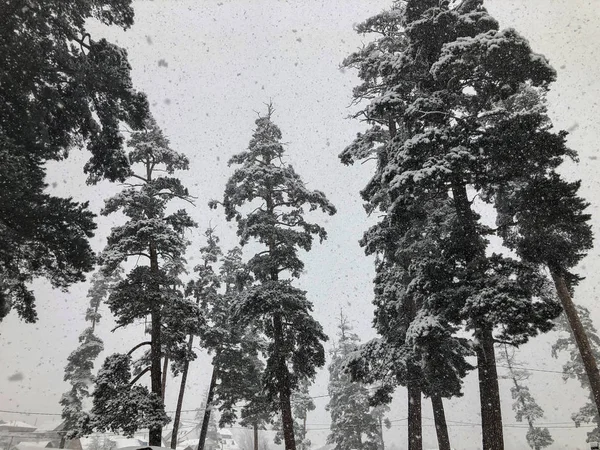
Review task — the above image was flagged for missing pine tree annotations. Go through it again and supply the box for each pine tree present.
[552,306,600,442]
[327,314,382,450]
[171,229,222,450]
[213,105,336,450]
[498,345,553,450]
[60,271,119,444]
[89,117,198,445]
[341,3,567,449]
[0,0,149,322]
[213,248,271,450]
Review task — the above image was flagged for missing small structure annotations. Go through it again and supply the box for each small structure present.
[217,430,239,450]
[109,439,146,449]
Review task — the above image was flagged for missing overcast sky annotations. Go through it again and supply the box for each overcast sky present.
[1,1,600,449]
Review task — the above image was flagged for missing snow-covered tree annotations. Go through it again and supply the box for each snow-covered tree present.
[213,105,336,450]
[341,3,568,449]
[89,117,198,445]
[213,249,271,445]
[171,228,222,450]
[498,345,553,450]
[60,271,119,444]
[0,0,149,322]
[327,314,382,450]
[552,306,600,442]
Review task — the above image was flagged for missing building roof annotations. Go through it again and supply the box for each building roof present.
[34,420,66,432]
[14,441,53,449]
[109,439,145,449]
[0,420,37,430]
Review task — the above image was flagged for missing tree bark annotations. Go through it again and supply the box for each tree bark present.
[431,395,451,450]
[378,416,385,450]
[273,312,297,450]
[149,242,164,447]
[407,382,422,450]
[253,423,259,450]
[197,368,218,450]
[162,355,169,401]
[551,270,600,419]
[171,335,194,449]
[475,327,504,450]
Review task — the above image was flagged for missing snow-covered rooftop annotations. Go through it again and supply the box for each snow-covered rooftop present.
[0,420,37,430]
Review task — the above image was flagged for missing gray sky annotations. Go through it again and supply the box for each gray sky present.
[1,1,600,449]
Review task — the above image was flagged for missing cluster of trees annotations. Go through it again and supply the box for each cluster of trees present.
[2,1,600,450]
[340,1,598,450]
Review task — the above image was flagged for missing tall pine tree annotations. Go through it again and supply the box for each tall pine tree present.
[60,271,119,444]
[327,314,382,450]
[89,117,198,445]
[213,105,336,450]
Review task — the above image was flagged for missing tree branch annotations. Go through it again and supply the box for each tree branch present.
[130,366,151,386]
[127,341,152,356]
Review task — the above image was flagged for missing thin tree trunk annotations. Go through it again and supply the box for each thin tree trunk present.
[378,416,384,450]
[451,181,504,450]
[273,312,297,450]
[171,335,194,449]
[431,395,451,450]
[197,368,218,450]
[551,269,600,419]
[149,242,164,447]
[253,423,259,450]
[407,382,422,450]
[302,415,307,449]
[475,327,504,450]
[162,355,169,401]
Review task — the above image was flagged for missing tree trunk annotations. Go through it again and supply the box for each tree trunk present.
[273,312,297,450]
[551,270,600,419]
[253,423,259,450]
[378,416,385,450]
[171,335,194,449]
[197,368,218,450]
[431,395,451,450]
[451,181,504,450]
[475,327,504,450]
[162,355,169,401]
[407,382,422,450]
[149,242,164,447]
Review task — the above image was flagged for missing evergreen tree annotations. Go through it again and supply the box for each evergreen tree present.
[552,306,600,442]
[498,345,553,450]
[0,0,149,322]
[89,117,198,445]
[341,3,567,449]
[171,228,222,450]
[213,248,271,450]
[327,314,381,450]
[60,271,119,443]
[213,105,336,450]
